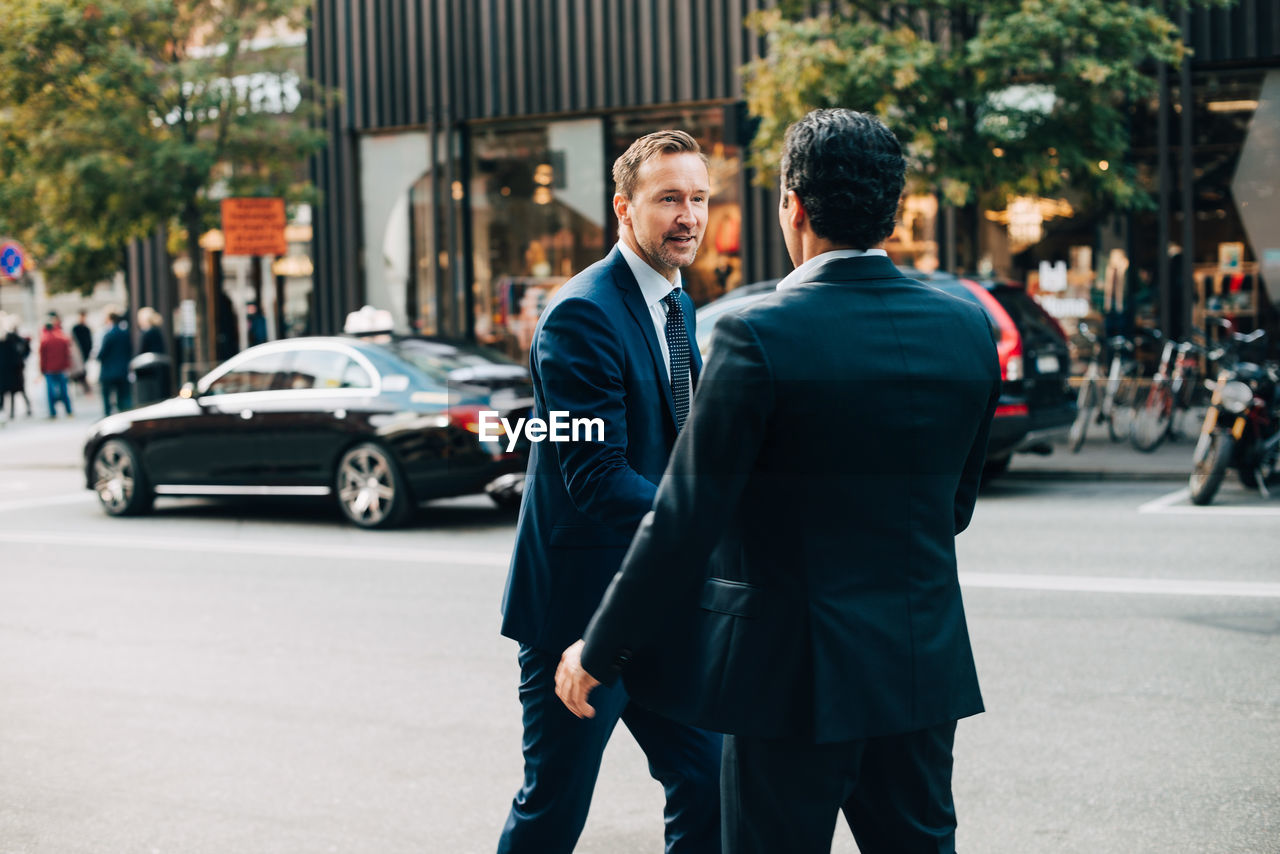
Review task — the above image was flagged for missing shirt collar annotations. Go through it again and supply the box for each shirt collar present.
[617,241,682,306]
[776,248,888,291]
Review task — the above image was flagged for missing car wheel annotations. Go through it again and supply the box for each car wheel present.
[92,438,155,516]
[335,442,413,529]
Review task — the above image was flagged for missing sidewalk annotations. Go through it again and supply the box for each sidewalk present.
[1007,430,1195,481]
[0,404,102,469]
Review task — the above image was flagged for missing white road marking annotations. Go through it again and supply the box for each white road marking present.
[1138,486,1280,517]
[0,530,511,567]
[0,481,29,492]
[960,572,1280,598]
[0,529,1276,598]
[1137,488,1192,513]
[0,492,95,513]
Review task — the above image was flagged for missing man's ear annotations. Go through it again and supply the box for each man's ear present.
[784,189,806,232]
[612,193,630,227]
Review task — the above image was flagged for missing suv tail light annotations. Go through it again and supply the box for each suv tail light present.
[961,279,1023,382]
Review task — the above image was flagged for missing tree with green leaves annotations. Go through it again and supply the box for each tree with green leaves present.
[0,0,329,339]
[743,0,1230,263]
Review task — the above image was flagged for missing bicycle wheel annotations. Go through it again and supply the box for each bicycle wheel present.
[1130,381,1173,452]
[1069,373,1097,452]
[1108,376,1140,442]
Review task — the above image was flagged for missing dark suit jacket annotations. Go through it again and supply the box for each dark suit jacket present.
[97,323,133,381]
[501,247,702,655]
[579,254,1001,744]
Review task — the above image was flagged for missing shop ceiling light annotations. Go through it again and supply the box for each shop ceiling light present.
[1207,100,1258,113]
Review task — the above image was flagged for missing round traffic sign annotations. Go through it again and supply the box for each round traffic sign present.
[0,241,26,280]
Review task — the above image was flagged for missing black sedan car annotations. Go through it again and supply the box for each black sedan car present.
[84,336,533,528]
[695,268,1075,475]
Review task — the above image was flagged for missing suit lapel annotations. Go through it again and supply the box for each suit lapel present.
[685,296,703,387]
[611,250,679,428]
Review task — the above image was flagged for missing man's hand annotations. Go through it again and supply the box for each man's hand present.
[555,639,601,719]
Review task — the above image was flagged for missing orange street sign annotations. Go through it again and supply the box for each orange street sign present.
[221,198,287,256]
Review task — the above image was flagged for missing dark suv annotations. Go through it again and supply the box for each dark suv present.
[695,268,1076,476]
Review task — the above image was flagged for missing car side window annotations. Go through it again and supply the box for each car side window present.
[204,352,291,396]
[340,359,373,389]
[284,349,372,391]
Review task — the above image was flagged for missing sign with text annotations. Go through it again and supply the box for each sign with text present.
[221,198,287,256]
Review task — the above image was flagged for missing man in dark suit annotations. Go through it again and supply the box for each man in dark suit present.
[97,309,133,415]
[556,109,1001,853]
[497,130,721,853]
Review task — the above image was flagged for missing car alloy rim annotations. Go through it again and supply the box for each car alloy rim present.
[94,443,134,512]
[338,447,395,524]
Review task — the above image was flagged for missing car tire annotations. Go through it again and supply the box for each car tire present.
[335,442,413,529]
[1189,431,1233,506]
[92,438,155,516]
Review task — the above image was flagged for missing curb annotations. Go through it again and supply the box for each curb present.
[1004,470,1188,482]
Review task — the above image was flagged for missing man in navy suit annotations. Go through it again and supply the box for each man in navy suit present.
[496,130,721,854]
[557,110,1001,853]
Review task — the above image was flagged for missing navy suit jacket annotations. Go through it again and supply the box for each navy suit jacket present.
[580,255,1001,744]
[97,323,133,381]
[501,247,702,655]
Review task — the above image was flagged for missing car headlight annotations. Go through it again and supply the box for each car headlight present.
[1220,380,1253,413]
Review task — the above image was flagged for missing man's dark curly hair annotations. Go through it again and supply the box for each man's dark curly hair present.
[780,109,905,250]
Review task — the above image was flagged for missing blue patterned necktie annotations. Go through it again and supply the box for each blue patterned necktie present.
[662,290,691,431]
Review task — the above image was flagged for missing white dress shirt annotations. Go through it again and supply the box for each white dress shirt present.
[617,240,691,384]
[775,248,889,291]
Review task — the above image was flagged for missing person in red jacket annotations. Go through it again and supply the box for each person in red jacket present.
[39,315,74,418]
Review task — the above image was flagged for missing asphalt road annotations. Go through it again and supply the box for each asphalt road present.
[1,419,1278,853]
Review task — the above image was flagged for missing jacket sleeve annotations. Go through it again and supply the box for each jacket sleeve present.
[580,312,773,683]
[954,318,1002,535]
[534,295,659,527]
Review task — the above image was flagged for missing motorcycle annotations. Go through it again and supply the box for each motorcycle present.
[1188,327,1280,506]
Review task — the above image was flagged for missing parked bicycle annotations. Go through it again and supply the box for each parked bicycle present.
[1069,324,1144,452]
[1130,327,1208,452]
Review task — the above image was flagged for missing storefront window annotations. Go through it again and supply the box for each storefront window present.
[468,108,747,362]
[470,119,607,358]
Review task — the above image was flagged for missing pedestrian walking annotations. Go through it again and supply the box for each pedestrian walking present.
[97,309,133,415]
[70,310,94,394]
[246,302,267,347]
[0,314,34,420]
[138,307,166,355]
[496,129,720,854]
[39,316,74,418]
[135,306,171,401]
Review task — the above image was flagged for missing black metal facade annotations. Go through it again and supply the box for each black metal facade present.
[1187,0,1280,66]
[306,0,1280,335]
[307,0,787,335]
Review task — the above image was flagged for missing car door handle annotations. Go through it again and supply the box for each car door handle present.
[239,409,254,420]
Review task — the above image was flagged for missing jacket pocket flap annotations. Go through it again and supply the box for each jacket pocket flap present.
[699,578,761,618]
[548,523,633,549]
